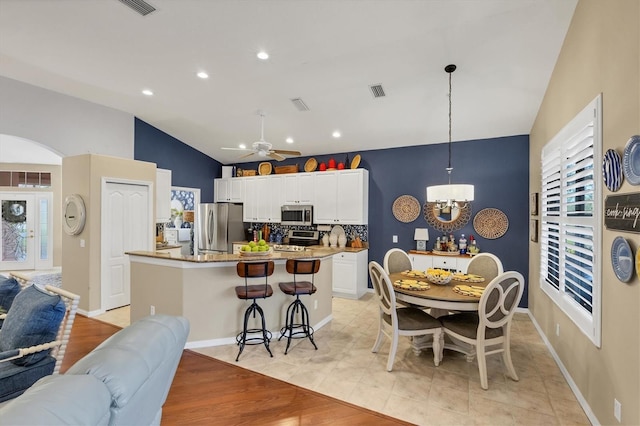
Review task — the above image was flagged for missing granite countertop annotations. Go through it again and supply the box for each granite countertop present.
[127,244,367,263]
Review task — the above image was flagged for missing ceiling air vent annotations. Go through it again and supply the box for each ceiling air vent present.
[118,0,156,16]
[369,84,386,98]
[290,98,310,112]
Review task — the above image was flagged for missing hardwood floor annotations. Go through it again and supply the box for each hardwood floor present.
[62,315,410,425]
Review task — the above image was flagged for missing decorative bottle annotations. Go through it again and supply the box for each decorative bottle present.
[459,234,467,254]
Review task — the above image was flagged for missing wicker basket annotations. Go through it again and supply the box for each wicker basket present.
[274,164,298,174]
[304,158,317,172]
[258,162,272,175]
[243,169,256,176]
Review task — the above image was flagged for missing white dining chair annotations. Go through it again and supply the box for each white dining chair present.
[368,261,442,371]
[440,271,524,389]
[466,253,504,283]
[383,248,413,275]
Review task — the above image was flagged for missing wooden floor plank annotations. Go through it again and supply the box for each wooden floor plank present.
[62,315,411,425]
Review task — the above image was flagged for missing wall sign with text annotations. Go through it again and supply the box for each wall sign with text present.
[604,192,640,234]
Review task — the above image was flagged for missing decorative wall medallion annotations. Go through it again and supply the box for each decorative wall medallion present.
[473,208,509,239]
[392,195,421,223]
[423,202,472,233]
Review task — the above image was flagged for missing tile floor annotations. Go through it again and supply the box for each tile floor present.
[96,295,591,425]
[94,305,131,328]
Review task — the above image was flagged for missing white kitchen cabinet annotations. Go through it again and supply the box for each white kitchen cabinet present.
[314,169,368,224]
[283,173,314,204]
[409,252,471,273]
[243,176,282,223]
[214,178,243,202]
[332,249,369,299]
[155,168,172,223]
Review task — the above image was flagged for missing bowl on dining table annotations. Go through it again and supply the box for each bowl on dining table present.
[425,268,453,285]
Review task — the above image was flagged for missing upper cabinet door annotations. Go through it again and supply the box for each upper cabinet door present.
[229,179,244,202]
[313,172,338,223]
[313,170,368,224]
[214,178,244,202]
[283,173,314,204]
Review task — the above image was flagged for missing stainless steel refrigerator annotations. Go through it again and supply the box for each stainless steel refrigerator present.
[197,203,245,254]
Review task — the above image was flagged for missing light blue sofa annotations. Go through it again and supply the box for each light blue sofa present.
[0,314,189,425]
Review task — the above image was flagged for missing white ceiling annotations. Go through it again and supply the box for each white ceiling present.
[0,0,577,165]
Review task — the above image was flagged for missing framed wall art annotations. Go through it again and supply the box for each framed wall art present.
[530,192,539,216]
[530,219,538,242]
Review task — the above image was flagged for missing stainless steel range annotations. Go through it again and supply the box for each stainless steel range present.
[286,230,319,246]
[271,230,319,252]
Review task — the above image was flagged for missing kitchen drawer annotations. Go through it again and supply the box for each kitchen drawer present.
[432,257,457,271]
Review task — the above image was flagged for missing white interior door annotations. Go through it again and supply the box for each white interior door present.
[102,181,150,310]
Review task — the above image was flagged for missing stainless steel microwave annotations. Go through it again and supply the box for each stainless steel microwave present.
[281,205,313,226]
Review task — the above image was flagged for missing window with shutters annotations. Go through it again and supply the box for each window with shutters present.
[540,95,602,347]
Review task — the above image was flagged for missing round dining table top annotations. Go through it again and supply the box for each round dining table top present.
[388,271,487,310]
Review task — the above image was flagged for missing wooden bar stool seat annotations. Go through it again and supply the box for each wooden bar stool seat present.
[235,261,274,361]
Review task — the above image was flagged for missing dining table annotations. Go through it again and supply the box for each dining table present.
[388,271,487,312]
[388,271,488,360]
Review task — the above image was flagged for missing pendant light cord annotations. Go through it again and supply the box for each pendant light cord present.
[448,69,452,172]
[445,64,456,184]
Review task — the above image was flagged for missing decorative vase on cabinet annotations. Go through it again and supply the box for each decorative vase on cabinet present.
[174,216,183,229]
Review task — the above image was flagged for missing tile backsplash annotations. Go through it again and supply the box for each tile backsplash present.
[248,223,367,243]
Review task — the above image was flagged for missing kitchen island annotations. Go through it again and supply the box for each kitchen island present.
[127,246,365,348]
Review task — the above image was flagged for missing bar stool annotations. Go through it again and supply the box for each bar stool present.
[278,258,320,354]
[235,260,274,361]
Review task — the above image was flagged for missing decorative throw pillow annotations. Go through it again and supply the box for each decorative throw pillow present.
[0,285,65,366]
[0,276,21,323]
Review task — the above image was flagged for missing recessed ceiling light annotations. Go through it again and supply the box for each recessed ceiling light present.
[332,131,341,138]
[285,137,294,144]
[197,71,209,79]
[239,144,246,149]
[142,89,153,96]
[257,51,269,60]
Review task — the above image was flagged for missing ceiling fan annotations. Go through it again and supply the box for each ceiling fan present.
[221,112,302,161]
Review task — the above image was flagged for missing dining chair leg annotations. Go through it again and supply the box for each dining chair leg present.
[387,333,399,372]
[477,347,489,390]
[502,328,518,381]
[371,318,384,353]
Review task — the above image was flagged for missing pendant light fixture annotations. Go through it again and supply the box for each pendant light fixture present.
[426,64,474,210]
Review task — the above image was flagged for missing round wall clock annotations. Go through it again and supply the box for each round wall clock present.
[63,194,86,236]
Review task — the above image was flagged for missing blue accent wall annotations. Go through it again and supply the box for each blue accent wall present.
[133,118,221,202]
